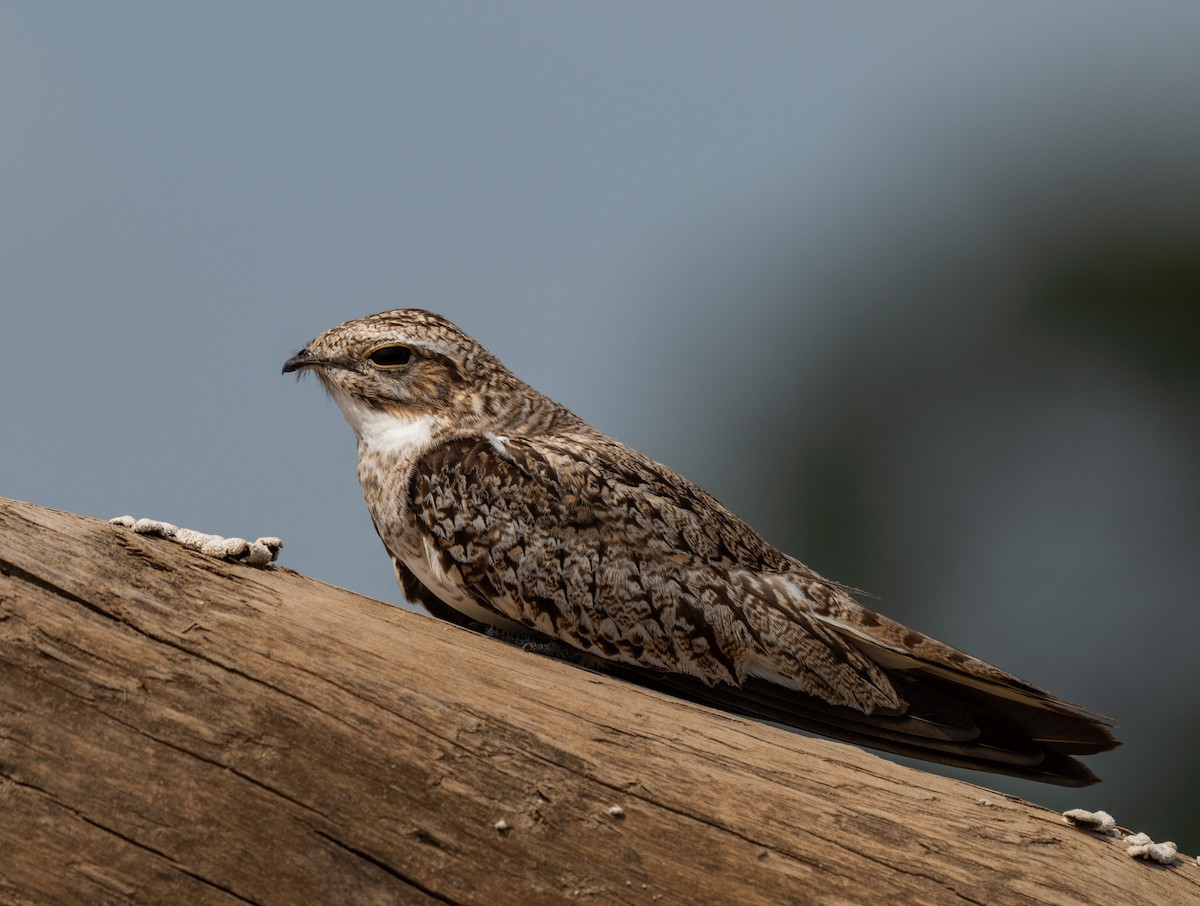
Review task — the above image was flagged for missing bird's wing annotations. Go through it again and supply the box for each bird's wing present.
[404,433,901,714]
[404,433,1118,785]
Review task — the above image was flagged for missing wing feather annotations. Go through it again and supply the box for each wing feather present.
[406,435,899,712]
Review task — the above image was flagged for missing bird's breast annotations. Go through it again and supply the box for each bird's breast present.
[353,425,528,635]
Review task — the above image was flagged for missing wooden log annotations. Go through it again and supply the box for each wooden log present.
[0,497,1195,905]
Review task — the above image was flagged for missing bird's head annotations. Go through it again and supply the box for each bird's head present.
[283,309,560,444]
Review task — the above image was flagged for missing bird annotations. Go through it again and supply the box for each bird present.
[283,309,1118,786]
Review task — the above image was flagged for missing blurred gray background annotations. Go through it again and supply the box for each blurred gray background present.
[4,3,1198,852]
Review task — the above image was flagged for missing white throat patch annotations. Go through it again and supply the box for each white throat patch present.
[332,391,439,457]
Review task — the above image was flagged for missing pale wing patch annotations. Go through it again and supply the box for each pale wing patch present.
[485,432,516,461]
[744,654,810,691]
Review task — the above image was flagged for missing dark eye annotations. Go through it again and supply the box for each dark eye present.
[368,345,413,368]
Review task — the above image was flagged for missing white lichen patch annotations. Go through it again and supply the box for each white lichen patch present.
[1063,809,1118,835]
[111,516,282,566]
[1125,834,1178,865]
[1064,811,1183,866]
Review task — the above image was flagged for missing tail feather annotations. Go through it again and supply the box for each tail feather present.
[606,663,1117,787]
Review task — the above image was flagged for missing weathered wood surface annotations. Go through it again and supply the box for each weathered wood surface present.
[1,497,1196,905]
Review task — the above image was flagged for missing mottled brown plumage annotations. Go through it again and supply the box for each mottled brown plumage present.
[283,309,1118,785]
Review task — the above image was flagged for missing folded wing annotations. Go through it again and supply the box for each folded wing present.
[402,433,1117,786]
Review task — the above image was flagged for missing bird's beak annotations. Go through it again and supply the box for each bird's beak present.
[282,348,316,374]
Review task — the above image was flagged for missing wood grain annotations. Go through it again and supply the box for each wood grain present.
[1,497,1195,904]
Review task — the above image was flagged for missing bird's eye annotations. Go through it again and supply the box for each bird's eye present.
[367,345,413,369]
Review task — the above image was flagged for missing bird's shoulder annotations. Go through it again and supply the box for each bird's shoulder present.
[406,428,794,573]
